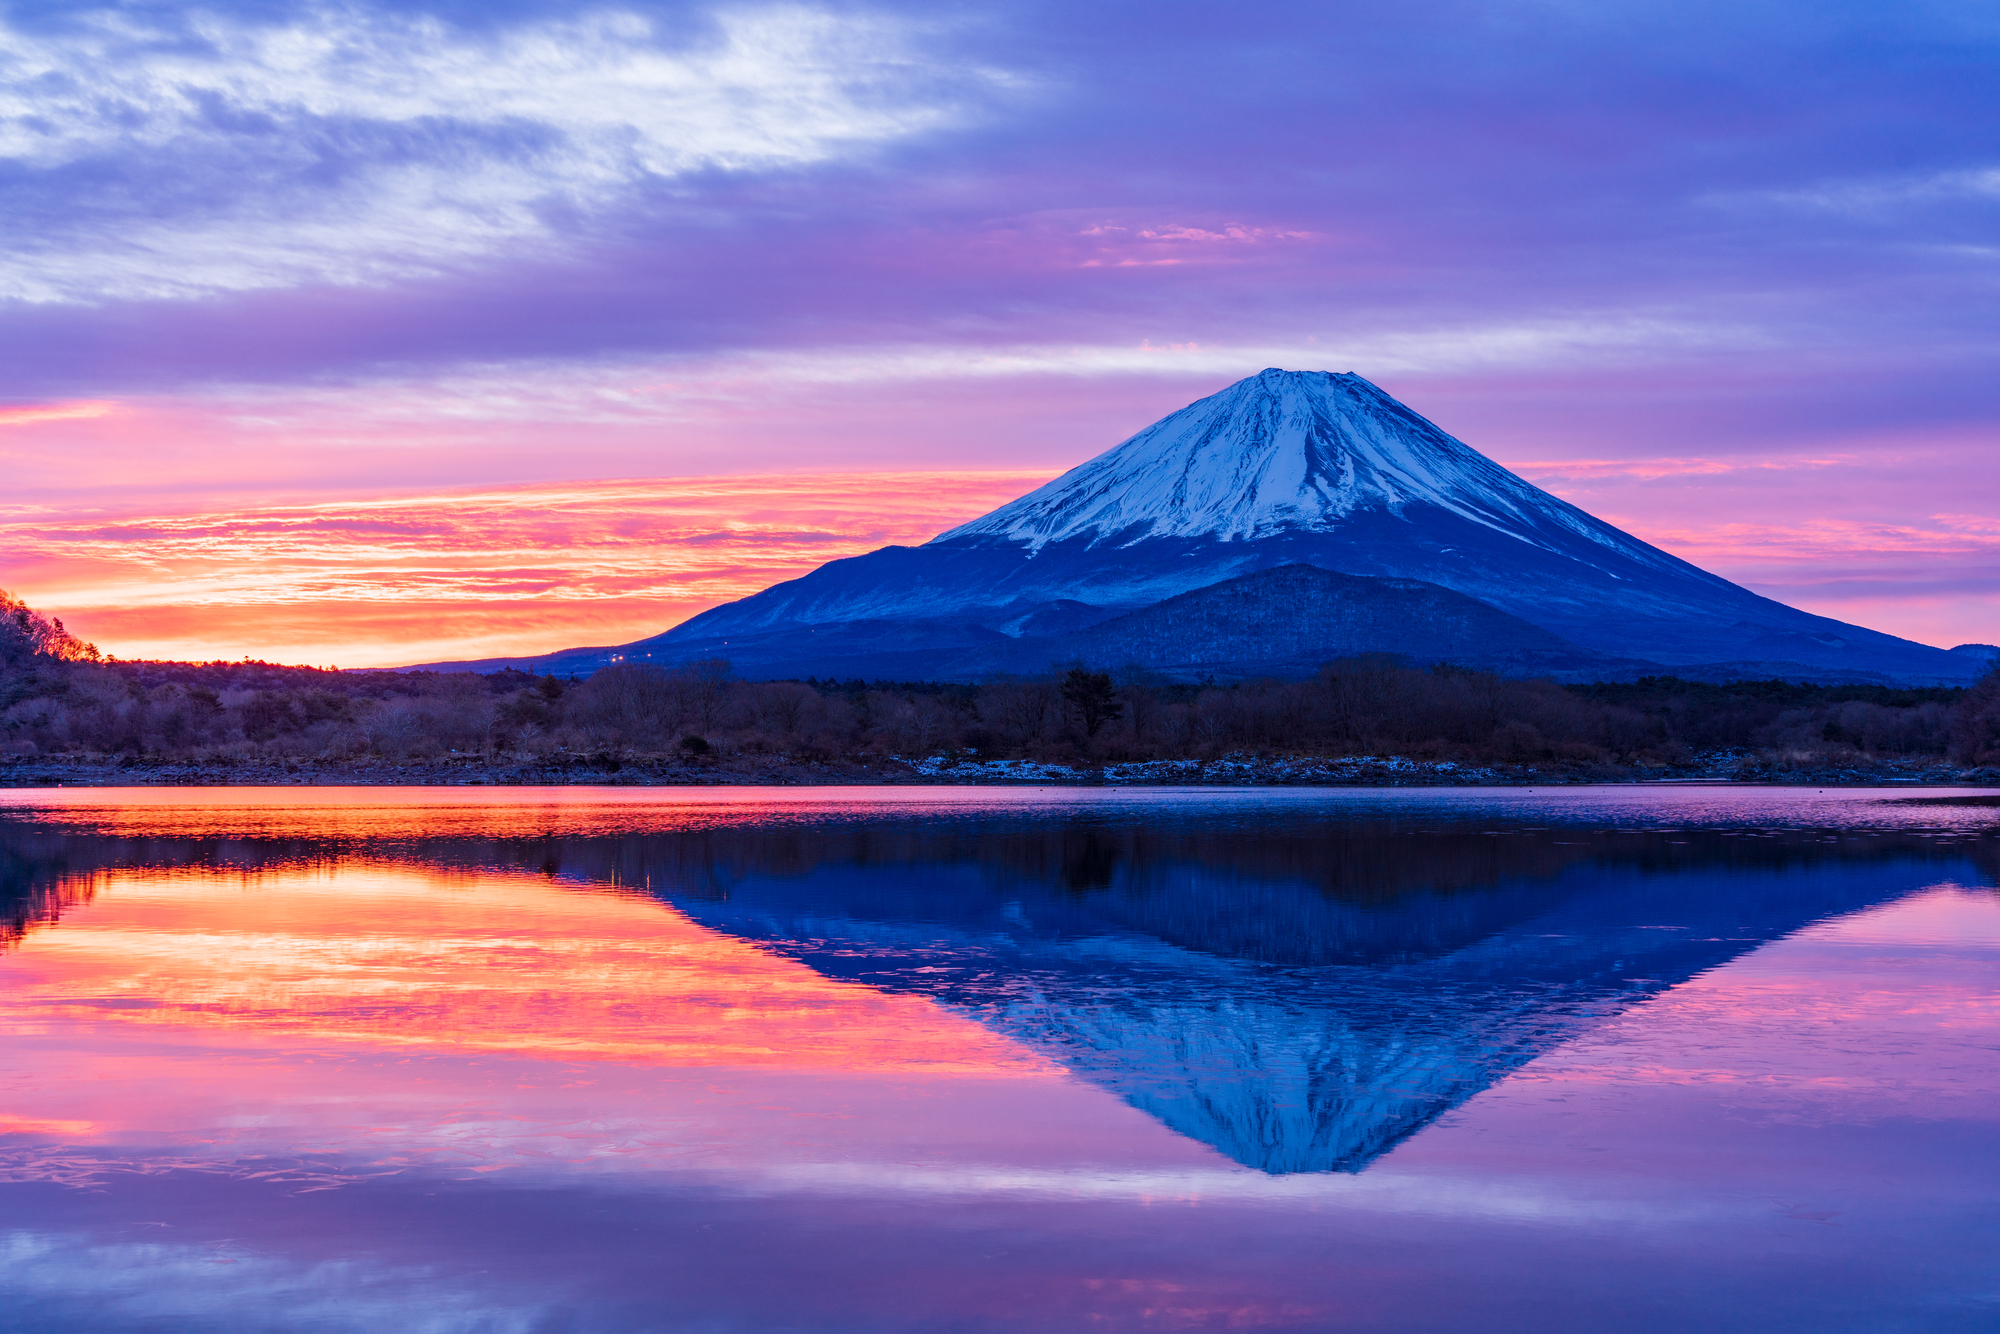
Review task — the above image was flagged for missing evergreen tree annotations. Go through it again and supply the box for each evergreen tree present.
[1060,668,1120,737]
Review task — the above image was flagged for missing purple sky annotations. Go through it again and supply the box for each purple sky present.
[2,0,1997,662]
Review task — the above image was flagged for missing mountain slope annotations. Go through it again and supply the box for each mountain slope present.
[941,564,1633,679]
[629,370,1966,682]
[435,565,1633,682]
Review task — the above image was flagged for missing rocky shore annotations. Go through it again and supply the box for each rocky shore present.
[5,751,1994,789]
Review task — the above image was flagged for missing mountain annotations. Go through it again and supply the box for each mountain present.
[414,564,1643,683]
[935,564,1638,680]
[415,370,1975,683]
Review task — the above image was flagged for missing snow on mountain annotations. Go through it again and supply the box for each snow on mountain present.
[942,368,1672,573]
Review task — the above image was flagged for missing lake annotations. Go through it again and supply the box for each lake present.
[2,786,1996,1332]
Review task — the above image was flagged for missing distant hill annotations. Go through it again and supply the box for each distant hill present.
[941,564,1639,680]
[413,565,1639,681]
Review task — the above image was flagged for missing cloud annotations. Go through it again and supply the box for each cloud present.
[1578,513,2000,645]
[1508,455,1851,482]
[0,401,113,427]
[1639,514,2000,566]
[1710,166,2000,220]
[1069,219,1324,268]
[0,3,1004,302]
[0,471,1051,664]
[1,2,1994,401]
[411,315,1768,397]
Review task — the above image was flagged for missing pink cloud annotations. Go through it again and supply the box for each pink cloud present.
[967,213,1332,275]
[1509,455,1854,482]
[0,401,114,428]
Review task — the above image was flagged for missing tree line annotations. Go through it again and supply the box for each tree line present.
[5,590,1999,770]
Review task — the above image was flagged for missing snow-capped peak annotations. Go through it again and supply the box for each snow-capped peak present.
[935,369,1648,561]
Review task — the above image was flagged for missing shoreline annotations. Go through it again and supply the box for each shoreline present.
[5,754,1994,789]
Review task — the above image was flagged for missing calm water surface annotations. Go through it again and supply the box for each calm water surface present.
[2,786,1997,1332]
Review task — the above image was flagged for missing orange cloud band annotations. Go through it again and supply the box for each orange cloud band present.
[0,400,114,428]
[0,471,1051,666]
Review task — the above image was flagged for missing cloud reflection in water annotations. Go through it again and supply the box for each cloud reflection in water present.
[1,788,1997,1332]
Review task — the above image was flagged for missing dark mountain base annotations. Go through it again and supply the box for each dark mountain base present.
[623,524,1979,686]
[415,563,1947,687]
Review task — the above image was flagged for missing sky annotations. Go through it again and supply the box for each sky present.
[1,0,1996,667]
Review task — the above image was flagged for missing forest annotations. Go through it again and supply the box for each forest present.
[6,590,2000,776]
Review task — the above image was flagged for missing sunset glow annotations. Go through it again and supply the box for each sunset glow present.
[1,1,1994,659]
[6,6,1998,1324]
[1,471,1049,665]
[2,790,1996,1330]
[6,392,1994,658]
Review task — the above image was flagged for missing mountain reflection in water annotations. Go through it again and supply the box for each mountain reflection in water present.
[8,796,1992,1176]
